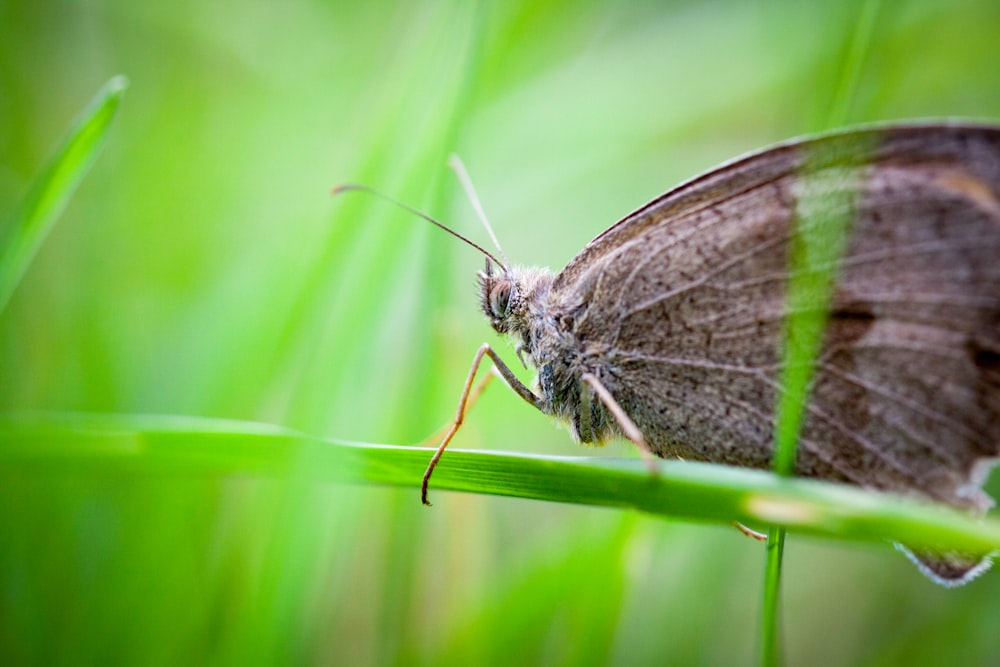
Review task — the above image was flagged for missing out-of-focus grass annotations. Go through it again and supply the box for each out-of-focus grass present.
[2,2,1000,666]
[0,76,126,315]
[763,0,882,652]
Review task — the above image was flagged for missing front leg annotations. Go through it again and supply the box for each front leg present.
[422,343,545,505]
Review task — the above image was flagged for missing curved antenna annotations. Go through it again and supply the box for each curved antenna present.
[332,184,507,270]
[448,155,510,268]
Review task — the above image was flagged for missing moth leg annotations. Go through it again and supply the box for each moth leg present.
[580,372,658,474]
[422,343,544,506]
[731,521,768,542]
[580,374,765,537]
[417,370,497,448]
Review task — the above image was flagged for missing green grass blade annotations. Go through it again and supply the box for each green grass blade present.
[2,413,998,557]
[761,141,864,667]
[0,75,128,315]
[762,3,881,658]
[825,0,881,129]
[759,526,786,667]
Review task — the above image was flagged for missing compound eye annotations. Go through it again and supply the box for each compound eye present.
[490,281,512,318]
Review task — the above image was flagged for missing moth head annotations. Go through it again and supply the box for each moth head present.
[478,260,555,347]
[479,259,519,334]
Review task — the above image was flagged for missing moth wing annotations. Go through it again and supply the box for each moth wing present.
[549,125,1000,584]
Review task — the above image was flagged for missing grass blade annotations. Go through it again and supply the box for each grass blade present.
[2,413,998,556]
[759,526,786,667]
[762,3,881,659]
[0,75,128,315]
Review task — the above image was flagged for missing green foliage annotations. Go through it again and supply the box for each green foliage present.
[0,76,126,314]
[2,2,1000,666]
[4,414,1000,553]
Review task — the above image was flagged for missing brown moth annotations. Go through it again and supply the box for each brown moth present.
[415,123,1000,586]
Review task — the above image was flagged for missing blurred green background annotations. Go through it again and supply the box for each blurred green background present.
[2,1,1000,665]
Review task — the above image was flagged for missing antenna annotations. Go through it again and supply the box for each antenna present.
[332,184,507,270]
[448,155,510,268]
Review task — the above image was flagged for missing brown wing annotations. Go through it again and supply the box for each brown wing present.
[550,124,1000,513]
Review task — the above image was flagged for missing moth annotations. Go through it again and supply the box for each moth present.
[348,123,1000,585]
